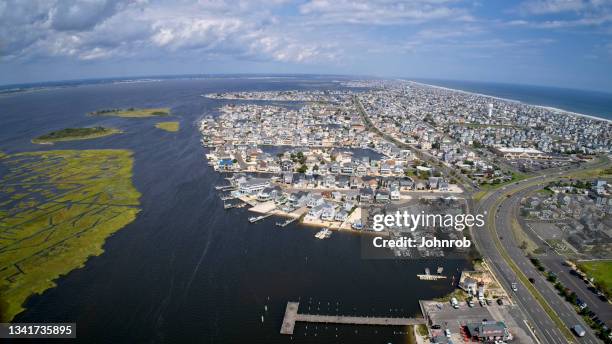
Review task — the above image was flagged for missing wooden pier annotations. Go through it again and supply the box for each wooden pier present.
[417,274,447,280]
[280,302,426,335]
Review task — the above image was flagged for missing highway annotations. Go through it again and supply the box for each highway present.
[355,90,610,343]
[472,158,610,344]
[516,186,612,326]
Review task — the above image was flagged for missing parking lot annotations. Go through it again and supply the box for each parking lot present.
[421,300,536,343]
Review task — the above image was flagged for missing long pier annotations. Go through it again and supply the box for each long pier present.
[280,302,426,335]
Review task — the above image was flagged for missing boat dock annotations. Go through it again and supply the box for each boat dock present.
[276,217,297,227]
[417,267,447,280]
[280,302,425,335]
[417,274,447,280]
[249,214,273,223]
[224,202,246,210]
[215,185,236,191]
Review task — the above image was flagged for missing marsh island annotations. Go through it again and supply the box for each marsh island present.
[89,107,170,118]
[155,121,180,132]
[0,149,141,321]
[32,127,121,144]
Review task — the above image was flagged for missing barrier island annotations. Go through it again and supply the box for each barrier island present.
[155,121,180,132]
[0,149,141,321]
[89,107,170,118]
[32,127,121,144]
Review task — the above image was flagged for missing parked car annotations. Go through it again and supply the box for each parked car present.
[497,298,504,305]
[431,324,441,330]
[445,329,451,338]
[573,324,586,337]
[451,297,459,309]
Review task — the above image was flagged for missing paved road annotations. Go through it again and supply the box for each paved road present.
[472,159,610,344]
[472,184,569,344]
[516,185,612,326]
[493,186,600,344]
[354,96,476,192]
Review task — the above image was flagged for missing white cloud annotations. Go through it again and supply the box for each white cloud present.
[0,0,337,64]
[299,0,473,25]
[518,0,609,15]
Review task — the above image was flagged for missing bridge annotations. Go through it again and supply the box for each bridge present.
[280,302,426,335]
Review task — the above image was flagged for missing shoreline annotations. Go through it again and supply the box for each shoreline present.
[406,80,612,124]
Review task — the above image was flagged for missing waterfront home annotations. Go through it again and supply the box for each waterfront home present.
[307,204,324,219]
[307,194,325,208]
[238,178,270,195]
[257,186,282,202]
[335,210,348,222]
[218,158,234,170]
[320,203,336,221]
[288,191,309,207]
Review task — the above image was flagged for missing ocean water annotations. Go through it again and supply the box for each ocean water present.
[413,78,612,120]
[0,77,467,344]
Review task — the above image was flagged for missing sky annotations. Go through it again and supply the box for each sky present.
[1,0,611,92]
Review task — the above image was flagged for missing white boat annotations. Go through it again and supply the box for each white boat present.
[315,228,332,239]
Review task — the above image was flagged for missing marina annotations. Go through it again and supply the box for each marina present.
[280,302,426,335]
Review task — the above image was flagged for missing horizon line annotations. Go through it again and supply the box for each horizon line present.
[2,72,612,96]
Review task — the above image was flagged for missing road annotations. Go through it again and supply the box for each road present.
[516,186,612,326]
[472,158,610,344]
[353,96,475,192]
[354,90,610,343]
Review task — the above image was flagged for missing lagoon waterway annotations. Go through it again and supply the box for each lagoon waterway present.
[1,77,467,343]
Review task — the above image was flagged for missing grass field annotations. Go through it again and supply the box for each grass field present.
[577,260,612,297]
[89,107,170,118]
[0,150,140,321]
[155,121,180,132]
[32,127,121,144]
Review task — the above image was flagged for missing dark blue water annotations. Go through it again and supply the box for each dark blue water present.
[413,78,612,120]
[1,77,467,344]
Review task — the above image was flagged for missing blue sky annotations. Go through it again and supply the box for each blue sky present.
[1,0,611,92]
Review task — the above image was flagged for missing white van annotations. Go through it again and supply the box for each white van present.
[451,297,459,309]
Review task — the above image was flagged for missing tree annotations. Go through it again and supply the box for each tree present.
[297,164,307,173]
